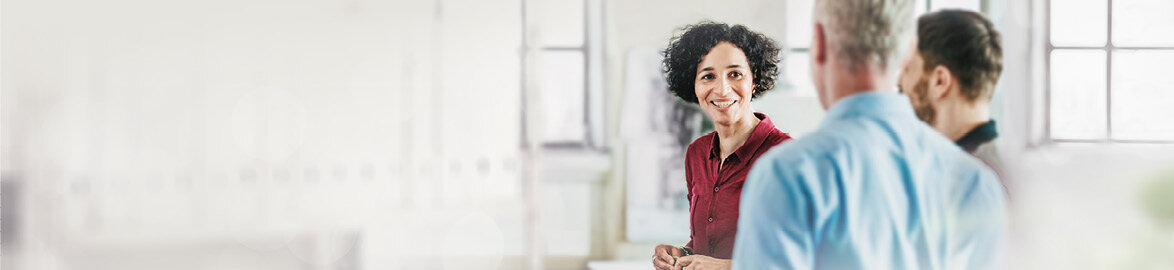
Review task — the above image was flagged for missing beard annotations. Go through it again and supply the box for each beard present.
[910,77,937,126]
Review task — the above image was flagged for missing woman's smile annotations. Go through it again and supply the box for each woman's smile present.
[710,99,738,109]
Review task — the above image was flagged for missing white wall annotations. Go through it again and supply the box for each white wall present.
[7,0,1173,269]
[2,0,536,269]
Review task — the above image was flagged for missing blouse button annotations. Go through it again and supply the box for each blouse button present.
[708,217,714,222]
[713,187,719,193]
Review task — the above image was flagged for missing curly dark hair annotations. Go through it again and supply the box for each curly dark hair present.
[662,21,781,104]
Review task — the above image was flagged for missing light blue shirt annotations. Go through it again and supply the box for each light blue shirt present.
[733,92,1005,270]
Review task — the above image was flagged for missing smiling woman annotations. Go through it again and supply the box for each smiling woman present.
[651,21,792,270]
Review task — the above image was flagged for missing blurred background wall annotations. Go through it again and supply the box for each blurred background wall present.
[3,0,1174,269]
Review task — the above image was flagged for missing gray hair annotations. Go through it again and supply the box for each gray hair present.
[814,0,915,75]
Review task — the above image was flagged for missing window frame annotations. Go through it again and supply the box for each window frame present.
[520,0,607,150]
[1044,0,1174,144]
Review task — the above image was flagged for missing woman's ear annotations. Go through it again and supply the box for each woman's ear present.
[929,65,954,100]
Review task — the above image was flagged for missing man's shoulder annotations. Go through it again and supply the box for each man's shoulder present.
[756,123,863,169]
[944,143,1003,195]
[898,119,995,176]
[969,141,1005,186]
[764,120,995,174]
[972,141,1002,167]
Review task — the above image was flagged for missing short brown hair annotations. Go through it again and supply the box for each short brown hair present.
[917,10,1003,101]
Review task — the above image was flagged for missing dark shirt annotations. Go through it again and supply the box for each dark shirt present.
[955,119,999,153]
[683,112,791,259]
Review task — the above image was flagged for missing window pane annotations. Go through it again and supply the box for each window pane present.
[1113,0,1174,46]
[528,0,585,47]
[1051,0,1107,46]
[932,0,981,11]
[1050,50,1107,140]
[782,51,816,97]
[537,51,586,143]
[1111,50,1174,141]
[786,0,814,48]
[915,0,930,17]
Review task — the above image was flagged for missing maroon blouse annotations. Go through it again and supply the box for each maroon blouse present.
[684,112,791,259]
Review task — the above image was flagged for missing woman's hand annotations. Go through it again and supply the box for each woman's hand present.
[652,244,686,270]
[674,255,731,270]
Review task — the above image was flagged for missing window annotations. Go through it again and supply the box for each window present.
[1047,0,1174,143]
[523,0,605,148]
[782,0,816,96]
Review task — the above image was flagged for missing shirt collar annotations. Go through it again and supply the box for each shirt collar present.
[956,119,999,153]
[822,91,917,126]
[709,112,777,161]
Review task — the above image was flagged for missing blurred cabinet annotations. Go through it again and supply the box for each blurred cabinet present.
[540,150,609,257]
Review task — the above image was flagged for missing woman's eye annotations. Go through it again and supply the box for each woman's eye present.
[729,71,743,78]
[700,74,714,80]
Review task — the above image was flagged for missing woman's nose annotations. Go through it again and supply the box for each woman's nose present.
[718,79,734,95]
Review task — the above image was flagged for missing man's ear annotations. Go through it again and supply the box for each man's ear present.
[813,23,827,65]
[929,65,954,100]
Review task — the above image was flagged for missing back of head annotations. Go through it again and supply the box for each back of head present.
[814,0,916,77]
[917,10,1003,102]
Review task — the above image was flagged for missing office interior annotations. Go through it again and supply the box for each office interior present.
[3,0,1174,269]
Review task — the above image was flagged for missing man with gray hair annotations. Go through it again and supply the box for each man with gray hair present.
[732,0,1006,269]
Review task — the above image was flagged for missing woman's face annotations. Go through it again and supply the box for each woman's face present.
[695,41,755,127]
